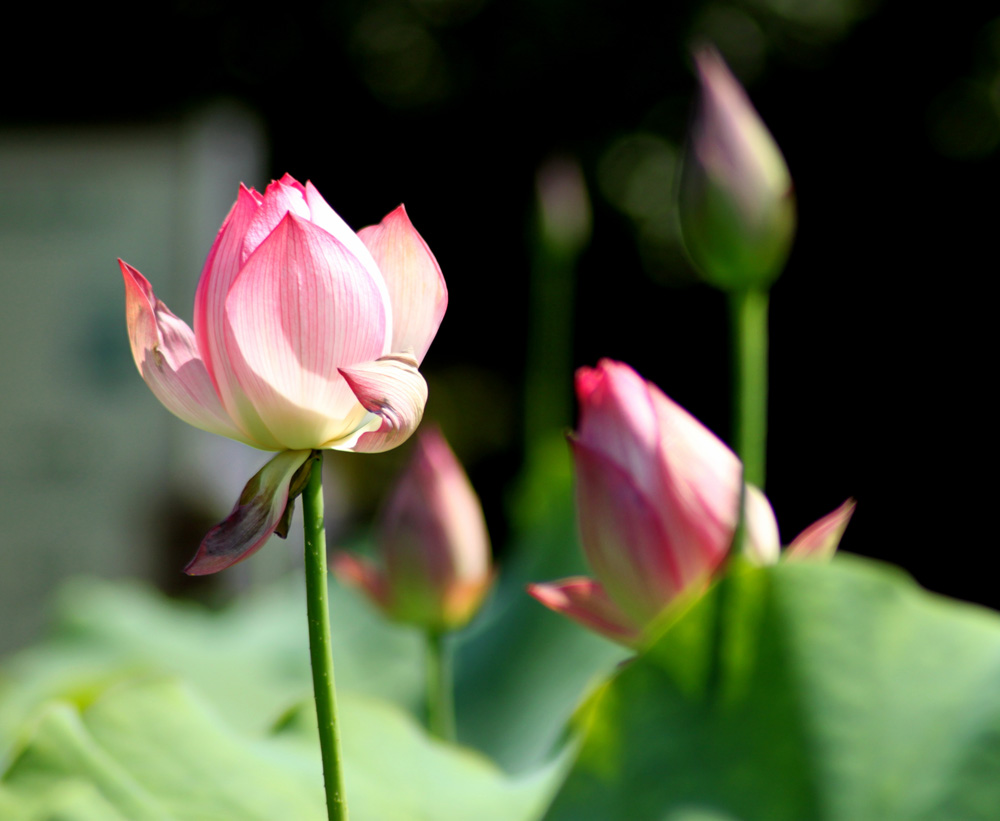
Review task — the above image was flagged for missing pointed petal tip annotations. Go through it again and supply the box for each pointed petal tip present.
[358,206,447,362]
[786,498,856,562]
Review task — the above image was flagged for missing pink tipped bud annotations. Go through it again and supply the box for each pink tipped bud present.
[679,46,796,291]
[529,360,780,645]
[334,427,492,631]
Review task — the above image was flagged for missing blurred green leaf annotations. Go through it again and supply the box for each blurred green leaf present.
[0,575,425,755]
[544,556,1000,820]
[1,677,563,820]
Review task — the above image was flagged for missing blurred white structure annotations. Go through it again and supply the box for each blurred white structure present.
[0,104,266,653]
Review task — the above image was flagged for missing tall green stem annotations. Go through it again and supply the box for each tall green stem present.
[426,630,456,741]
[730,288,769,491]
[302,451,348,821]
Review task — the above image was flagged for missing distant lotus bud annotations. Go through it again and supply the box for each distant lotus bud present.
[679,46,796,291]
[536,155,592,254]
[333,427,492,632]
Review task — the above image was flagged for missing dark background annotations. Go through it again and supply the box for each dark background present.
[5,1,995,607]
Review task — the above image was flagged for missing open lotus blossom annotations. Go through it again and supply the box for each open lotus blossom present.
[121,174,447,574]
[332,427,492,632]
[528,360,853,646]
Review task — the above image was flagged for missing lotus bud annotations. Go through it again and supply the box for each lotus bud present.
[679,47,796,291]
[529,360,852,647]
[333,427,492,631]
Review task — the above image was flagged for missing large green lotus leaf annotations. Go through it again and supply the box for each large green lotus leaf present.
[0,677,564,821]
[543,556,1000,820]
[0,435,628,778]
[0,575,424,753]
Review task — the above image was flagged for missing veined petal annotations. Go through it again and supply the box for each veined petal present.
[786,498,856,561]
[571,438,691,623]
[120,260,253,444]
[192,185,280,449]
[185,450,314,575]
[303,182,393,355]
[648,376,747,581]
[276,172,307,195]
[575,361,661,493]
[225,213,389,450]
[358,205,447,363]
[241,177,311,262]
[527,578,642,646]
[337,353,428,453]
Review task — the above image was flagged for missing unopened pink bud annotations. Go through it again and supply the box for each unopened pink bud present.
[334,427,492,631]
[679,47,796,291]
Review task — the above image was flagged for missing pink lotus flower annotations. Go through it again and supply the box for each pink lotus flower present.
[528,360,853,646]
[121,174,447,574]
[332,427,492,631]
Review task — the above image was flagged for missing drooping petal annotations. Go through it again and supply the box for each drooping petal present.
[185,449,314,575]
[571,438,691,624]
[786,499,856,561]
[225,213,390,450]
[337,352,428,453]
[527,578,642,646]
[358,205,447,363]
[192,185,281,449]
[120,260,254,445]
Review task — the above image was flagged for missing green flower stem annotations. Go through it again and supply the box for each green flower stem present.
[730,288,769,493]
[707,478,746,702]
[302,451,348,821]
[426,630,456,742]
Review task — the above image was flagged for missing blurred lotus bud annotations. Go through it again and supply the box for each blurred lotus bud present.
[536,155,592,254]
[679,46,796,291]
[333,427,492,631]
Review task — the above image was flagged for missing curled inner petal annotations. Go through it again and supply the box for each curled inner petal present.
[337,352,428,453]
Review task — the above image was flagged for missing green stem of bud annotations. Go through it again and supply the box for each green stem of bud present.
[426,630,456,742]
[730,288,769,494]
[302,451,349,820]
